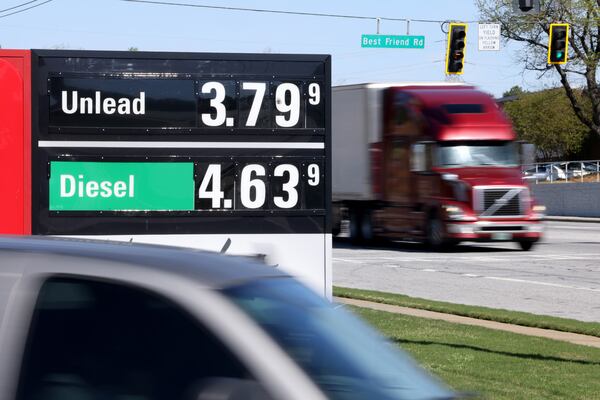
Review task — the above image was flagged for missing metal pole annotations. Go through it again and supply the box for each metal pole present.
[377,18,381,34]
[407,20,411,35]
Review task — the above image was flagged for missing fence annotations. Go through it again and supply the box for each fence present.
[522,160,600,184]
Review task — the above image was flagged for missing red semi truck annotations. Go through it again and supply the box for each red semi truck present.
[332,83,545,250]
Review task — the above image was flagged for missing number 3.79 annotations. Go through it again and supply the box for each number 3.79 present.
[200,82,320,128]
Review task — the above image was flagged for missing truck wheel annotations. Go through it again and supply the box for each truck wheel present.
[349,208,363,243]
[425,216,445,250]
[518,241,535,251]
[332,225,341,237]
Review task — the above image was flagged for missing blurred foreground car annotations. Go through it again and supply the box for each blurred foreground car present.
[0,237,455,400]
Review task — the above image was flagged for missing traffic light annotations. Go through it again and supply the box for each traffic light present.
[513,0,540,14]
[518,0,535,11]
[548,23,569,64]
[445,23,467,75]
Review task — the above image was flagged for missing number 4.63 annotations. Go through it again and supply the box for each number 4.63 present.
[196,161,324,211]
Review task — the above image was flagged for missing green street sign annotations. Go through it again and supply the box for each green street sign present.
[361,34,425,49]
[49,161,195,211]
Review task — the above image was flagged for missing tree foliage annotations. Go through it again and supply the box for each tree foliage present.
[502,85,526,97]
[502,88,590,159]
[476,0,600,136]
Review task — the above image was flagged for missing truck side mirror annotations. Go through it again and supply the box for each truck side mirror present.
[520,143,536,166]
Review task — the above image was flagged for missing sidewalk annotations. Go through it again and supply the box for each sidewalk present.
[335,297,600,349]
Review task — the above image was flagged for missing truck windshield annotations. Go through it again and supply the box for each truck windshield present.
[224,279,454,400]
[437,141,518,167]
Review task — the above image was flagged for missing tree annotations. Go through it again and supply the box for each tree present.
[128,47,139,52]
[476,0,600,137]
[502,88,589,159]
[502,85,526,97]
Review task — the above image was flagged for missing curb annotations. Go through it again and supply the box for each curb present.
[335,297,600,349]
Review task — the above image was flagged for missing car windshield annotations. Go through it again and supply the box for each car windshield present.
[223,279,454,400]
[437,140,518,167]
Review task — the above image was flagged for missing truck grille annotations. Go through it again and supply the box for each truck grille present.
[474,187,526,217]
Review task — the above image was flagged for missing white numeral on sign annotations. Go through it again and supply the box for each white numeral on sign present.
[275,83,300,127]
[198,164,225,208]
[308,83,321,105]
[274,164,299,208]
[241,164,266,209]
[201,82,227,127]
[242,82,266,127]
[307,164,320,186]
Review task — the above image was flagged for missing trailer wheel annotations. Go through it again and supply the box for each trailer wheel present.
[332,204,342,237]
[349,208,363,243]
[360,209,374,242]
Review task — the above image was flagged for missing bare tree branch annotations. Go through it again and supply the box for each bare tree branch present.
[477,0,600,136]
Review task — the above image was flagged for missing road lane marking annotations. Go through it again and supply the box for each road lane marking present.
[332,258,367,264]
[483,276,600,292]
[371,263,600,292]
[547,225,600,231]
[334,253,600,263]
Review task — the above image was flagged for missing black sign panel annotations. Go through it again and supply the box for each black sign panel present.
[31,50,331,235]
[49,78,197,127]
[47,78,325,130]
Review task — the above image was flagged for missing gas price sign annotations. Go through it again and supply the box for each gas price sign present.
[198,80,323,129]
[47,158,324,212]
[33,51,330,221]
[0,49,336,296]
[48,78,324,130]
[31,50,331,297]
[195,159,324,211]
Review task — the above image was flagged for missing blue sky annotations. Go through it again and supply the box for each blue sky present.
[0,0,565,96]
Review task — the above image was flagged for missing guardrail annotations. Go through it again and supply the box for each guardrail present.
[522,160,600,184]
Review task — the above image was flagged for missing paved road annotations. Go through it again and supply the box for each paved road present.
[333,221,600,322]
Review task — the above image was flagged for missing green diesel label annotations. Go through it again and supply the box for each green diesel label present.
[49,162,195,211]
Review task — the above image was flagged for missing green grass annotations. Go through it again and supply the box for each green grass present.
[350,306,600,400]
[334,286,600,338]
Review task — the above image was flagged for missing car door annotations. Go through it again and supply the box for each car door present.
[12,275,278,400]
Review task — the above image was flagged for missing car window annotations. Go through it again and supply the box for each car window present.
[224,279,454,400]
[16,276,271,400]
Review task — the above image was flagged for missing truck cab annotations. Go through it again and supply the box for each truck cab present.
[332,83,544,250]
